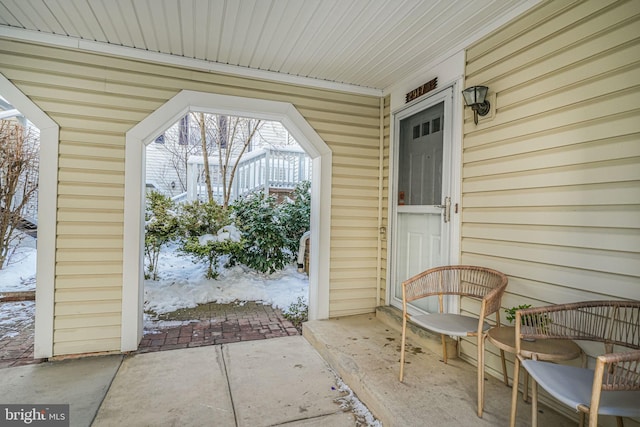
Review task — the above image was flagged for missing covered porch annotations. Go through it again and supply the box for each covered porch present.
[0,314,574,426]
[304,309,575,426]
[0,0,638,425]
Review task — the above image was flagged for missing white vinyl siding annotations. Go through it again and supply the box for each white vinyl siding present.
[461,0,640,423]
[0,38,383,355]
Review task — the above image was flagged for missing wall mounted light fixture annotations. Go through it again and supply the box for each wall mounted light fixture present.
[462,85,491,125]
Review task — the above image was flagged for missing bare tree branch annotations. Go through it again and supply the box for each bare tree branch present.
[225,119,262,207]
[0,120,39,269]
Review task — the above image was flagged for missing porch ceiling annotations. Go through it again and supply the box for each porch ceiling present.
[0,0,537,93]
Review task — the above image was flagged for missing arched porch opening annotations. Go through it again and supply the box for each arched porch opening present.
[122,91,332,351]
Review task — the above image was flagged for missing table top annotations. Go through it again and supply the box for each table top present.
[487,326,582,362]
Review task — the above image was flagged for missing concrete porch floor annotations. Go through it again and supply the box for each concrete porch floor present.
[0,336,365,427]
[303,312,576,427]
[1,306,584,426]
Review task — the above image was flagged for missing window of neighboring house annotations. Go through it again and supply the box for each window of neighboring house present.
[178,115,189,145]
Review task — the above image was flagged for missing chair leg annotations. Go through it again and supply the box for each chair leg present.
[500,349,508,386]
[477,335,485,417]
[531,376,538,427]
[441,334,448,363]
[509,357,521,427]
[616,416,624,427]
[399,315,407,381]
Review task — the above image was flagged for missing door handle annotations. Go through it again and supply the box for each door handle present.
[438,196,451,223]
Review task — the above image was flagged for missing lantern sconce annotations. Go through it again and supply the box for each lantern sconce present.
[462,85,491,125]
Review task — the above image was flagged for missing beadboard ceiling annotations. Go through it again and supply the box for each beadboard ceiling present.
[0,0,537,93]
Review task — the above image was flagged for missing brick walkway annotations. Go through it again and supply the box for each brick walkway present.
[0,300,45,369]
[0,302,299,368]
[139,301,299,353]
[0,301,299,368]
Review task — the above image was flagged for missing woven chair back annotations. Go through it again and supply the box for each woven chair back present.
[403,265,508,316]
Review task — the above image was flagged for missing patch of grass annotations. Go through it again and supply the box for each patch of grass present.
[283,296,308,333]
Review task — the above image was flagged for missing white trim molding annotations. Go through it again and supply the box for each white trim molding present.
[122,91,332,351]
[0,73,59,359]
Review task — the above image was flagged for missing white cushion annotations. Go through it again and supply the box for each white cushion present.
[410,313,488,337]
[523,359,640,417]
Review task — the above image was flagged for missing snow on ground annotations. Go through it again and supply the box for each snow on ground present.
[0,301,35,340]
[0,246,37,292]
[334,377,383,427]
[0,246,38,340]
[144,243,309,317]
[0,244,308,319]
[1,241,311,339]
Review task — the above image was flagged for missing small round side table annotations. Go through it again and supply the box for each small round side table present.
[486,326,584,402]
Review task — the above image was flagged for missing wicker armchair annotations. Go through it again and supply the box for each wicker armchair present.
[399,265,508,417]
[509,300,640,427]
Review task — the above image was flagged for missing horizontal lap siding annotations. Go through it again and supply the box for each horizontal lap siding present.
[0,38,382,354]
[327,101,383,315]
[462,0,640,422]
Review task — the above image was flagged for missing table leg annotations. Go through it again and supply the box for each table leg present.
[523,371,529,402]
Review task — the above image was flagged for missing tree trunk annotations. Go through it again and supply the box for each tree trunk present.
[225,120,261,207]
[196,112,214,203]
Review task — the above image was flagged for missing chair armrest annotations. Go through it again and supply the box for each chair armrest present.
[599,350,640,364]
[595,350,640,391]
[587,350,640,421]
[482,282,508,318]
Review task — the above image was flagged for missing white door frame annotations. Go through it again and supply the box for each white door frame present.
[388,83,462,312]
[122,90,332,351]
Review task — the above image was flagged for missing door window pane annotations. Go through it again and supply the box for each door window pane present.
[432,117,441,133]
[398,102,444,205]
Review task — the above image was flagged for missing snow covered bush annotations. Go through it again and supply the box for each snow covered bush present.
[144,191,179,280]
[178,200,242,279]
[179,199,229,237]
[279,181,311,261]
[232,192,289,274]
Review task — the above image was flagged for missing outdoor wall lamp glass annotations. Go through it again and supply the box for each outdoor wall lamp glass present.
[462,85,490,125]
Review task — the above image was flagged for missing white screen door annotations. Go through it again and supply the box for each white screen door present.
[393,88,453,313]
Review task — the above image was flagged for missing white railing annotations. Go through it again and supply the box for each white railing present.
[11,178,38,227]
[186,147,311,203]
[22,192,37,226]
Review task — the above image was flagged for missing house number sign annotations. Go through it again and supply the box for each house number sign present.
[405,77,438,103]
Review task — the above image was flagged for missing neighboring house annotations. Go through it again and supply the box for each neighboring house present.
[186,145,311,204]
[0,2,637,409]
[145,117,302,199]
